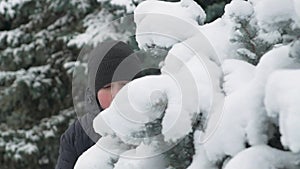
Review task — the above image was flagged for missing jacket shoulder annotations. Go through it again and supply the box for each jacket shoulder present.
[56,114,100,169]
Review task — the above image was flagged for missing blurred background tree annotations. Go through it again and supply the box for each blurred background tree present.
[0,0,231,168]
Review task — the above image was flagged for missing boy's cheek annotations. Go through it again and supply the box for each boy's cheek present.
[98,90,112,109]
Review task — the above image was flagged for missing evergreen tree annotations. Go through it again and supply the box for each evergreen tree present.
[74,0,300,169]
[0,0,97,168]
[0,0,232,168]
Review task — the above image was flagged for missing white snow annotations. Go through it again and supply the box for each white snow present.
[134,0,206,49]
[0,28,24,47]
[199,18,235,62]
[224,0,254,20]
[74,136,131,169]
[0,0,30,18]
[224,145,300,169]
[0,65,52,90]
[236,48,256,60]
[160,34,223,142]
[5,141,38,160]
[222,59,255,95]
[47,15,70,31]
[67,9,130,48]
[251,0,299,30]
[114,143,166,169]
[25,130,40,141]
[256,30,282,45]
[134,0,248,62]
[265,69,300,153]
[93,31,222,144]
[93,74,174,145]
[200,45,300,163]
[196,0,256,62]
[17,142,38,155]
[43,129,55,138]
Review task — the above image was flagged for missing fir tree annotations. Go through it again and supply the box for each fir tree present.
[0,0,234,168]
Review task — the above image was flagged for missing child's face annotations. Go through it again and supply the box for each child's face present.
[97,81,128,109]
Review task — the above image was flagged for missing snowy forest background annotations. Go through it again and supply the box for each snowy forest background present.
[1,0,300,169]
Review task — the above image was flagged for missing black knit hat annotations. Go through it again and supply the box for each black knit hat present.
[87,40,142,106]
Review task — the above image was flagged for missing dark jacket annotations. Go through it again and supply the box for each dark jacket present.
[55,87,102,169]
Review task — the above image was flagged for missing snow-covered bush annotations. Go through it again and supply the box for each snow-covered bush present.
[75,0,300,169]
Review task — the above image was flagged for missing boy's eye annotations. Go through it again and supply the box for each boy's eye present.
[120,82,127,86]
[103,85,111,89]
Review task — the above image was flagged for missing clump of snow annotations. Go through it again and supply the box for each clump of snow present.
[251,0,298,30]
[224,0,254,20]
[254,45,300,79]
[0,0,31,18]
[5,141,38,160]
[160,33,223,142]
[200,45,300,163]
[47,15,70,31]
[265,69,300,153]
[17,142,38,155]
[63,61,87,75]
[135,0,205,26]
[25,130,40,141]
[68,9,130,48]
[134,0,206,49]
[75,136,131,169]
[222,59,255,95]
[0,65,52,91]
[93,75,173,145]
[225,145,300,169]
[0,42,36,67]
[199,18,235,62]
[256,30,282,45]
[0,28,24,47]
[236,48,256,60]
[198,0,252,62]
[114,143,166,169]
[12,65,52,88]
[133,0,245,62]
[43,129,55,138]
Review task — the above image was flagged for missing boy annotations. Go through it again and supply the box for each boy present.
[55,40,143,169]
